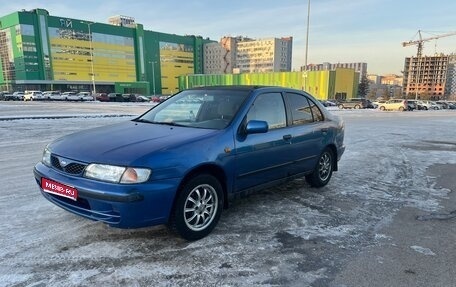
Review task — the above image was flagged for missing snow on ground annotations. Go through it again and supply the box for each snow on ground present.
[0,102,455,286]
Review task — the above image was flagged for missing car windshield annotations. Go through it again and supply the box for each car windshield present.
[136,89,249,130]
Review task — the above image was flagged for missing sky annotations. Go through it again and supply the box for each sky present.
[1,0,456,75]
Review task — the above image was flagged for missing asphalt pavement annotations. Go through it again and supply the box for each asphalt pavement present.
[0,101,455,286]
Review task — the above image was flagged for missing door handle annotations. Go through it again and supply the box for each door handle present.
[321,128,328,134]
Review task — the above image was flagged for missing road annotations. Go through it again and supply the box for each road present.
[0,101,455,286]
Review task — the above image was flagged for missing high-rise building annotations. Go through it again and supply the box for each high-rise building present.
[203,36,293,74]
[367,74,382,85]
[402,54,449,99]
[445,54,456,99]
[0,8,213,94]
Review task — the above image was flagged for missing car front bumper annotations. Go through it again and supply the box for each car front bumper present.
[34,162,180,228]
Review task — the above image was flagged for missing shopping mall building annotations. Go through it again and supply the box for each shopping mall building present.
[0,8,213,95]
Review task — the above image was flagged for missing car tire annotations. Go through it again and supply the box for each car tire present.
[380,106,386,111]
[169,174,223,240]
[399,107,404,111]
[306,148,334,188]
[338,104,344,109]
[354,105,361,109]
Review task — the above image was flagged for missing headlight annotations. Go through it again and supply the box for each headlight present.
[42,148,51,166]
[84,164,151,184]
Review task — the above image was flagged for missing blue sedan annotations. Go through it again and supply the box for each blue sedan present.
[34,86,345,240]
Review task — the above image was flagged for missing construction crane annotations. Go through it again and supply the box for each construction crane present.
[402,30,456,100]
[402,30,456,57]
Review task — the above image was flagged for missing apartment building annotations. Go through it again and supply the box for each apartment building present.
[402,54,449,99]
[445,54,456,99]
[203,36,293,74]
[381,74,403,86]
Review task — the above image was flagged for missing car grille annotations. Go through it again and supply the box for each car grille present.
[51,155,87,175]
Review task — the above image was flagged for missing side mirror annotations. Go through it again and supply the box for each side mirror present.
[245,120,268,134]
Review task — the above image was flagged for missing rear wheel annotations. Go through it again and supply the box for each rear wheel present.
[354,104,361,109]
[379,106,386,111]
[306,148,334,187]
[399,107,404,111]
[338,104,344,109]
[169,174,223,240]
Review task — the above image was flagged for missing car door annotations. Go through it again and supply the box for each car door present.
[282,92,327,175]
[234,92,290,191]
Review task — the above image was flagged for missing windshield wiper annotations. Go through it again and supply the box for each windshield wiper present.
[133,118,154,123]
[152,121,186,127]
[134,118,186,127]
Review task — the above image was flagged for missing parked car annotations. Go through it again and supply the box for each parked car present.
[5,93,18,101]
[159,95,172,102]
[0,91,10,100]
[406,100,416,111]
[337,98,372,109]
[66,92,92,101]
[447,102,456,109]
[435,101,449,109]
[378,99,408,111]
[43,91,62,100]
[121,93,137,102]
[406,100,424,110]
[108,93,123,102]
[133,95,150,102]
[24,90,43,101]
[66,93,83,101]
[95,93,109,102]
[419,100,439,110]
[80,92,94,101]
[10,92,24,101]
[1,92,14,100]
[34,86,345,240]
[61,91,77,101]
[150,95,161,103]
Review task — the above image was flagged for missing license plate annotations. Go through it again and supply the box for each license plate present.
[41,178,78,201]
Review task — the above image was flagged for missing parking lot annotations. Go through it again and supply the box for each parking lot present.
[0,101,455,286]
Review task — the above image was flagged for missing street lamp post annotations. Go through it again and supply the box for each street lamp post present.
[150,61,157,96]
[82,21,96,97]
[3,64,10,92]
[302,0,311,93]
[304,0,311,69]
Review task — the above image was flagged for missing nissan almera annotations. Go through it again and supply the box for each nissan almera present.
[34,86,345,240]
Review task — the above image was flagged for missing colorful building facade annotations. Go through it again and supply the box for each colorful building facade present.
[179,68,359,100]
[0,8,213,94]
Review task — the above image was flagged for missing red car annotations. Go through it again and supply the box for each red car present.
[95,93,109,102]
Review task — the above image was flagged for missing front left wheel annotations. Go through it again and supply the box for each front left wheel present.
[169,174,223,240]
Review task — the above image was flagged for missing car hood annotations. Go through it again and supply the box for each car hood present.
[50,120,219,166]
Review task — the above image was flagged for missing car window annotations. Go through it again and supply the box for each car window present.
[138,89,248,130]
[246,93,286,130]
[309,99,324,122]
[286,92,323,125]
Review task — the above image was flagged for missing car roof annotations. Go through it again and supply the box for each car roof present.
[187,85,310,94]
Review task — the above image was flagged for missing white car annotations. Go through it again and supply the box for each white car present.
[419,100,439,110]
[67,92,93,101]
[43,91,62,100]
[377,99,408,111]
[24,90,43,101]
[61,92,77,101]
